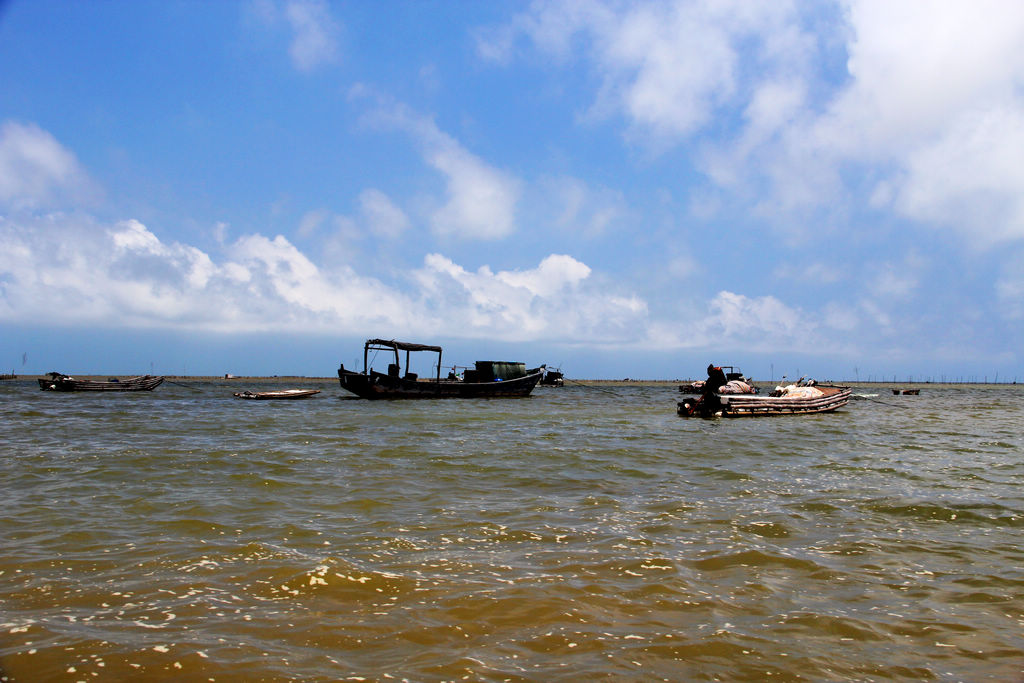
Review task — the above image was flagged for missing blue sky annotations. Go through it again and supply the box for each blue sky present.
[2,0,1023,381]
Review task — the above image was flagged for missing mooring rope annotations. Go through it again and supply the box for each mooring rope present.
[563,378,631,396]
[165,379,202,391]
[852,394,912,408]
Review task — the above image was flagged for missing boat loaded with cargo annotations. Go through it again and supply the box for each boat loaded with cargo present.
[678,374,850,417]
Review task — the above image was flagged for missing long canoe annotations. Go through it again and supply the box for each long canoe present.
[38,373,164,392]
[233,389,321,400]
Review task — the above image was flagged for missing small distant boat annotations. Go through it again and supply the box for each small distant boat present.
[892,388,920,395]
[234,389,321,400]
[338,338,544,399]
[38,372,164,392]
[540,368,564,387]
[0,372,16,380]
[679,383,851,417]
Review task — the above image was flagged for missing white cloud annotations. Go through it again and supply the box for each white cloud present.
[893,105,1024,245]
[495,253,591,297]
[489,1,1024,248]
[643,289,822,353]
[358,96,522,240]
[411,253,642,342]
[358,189,411,240]
[0,121,94,209]
[484,1,810,143]
[702,291,806,344]
[746,1,1024,243]
[866,261,919,301]
[995,252,1024,320]
[0,206,885,358]
[250,0,339,72]
[284,0,340,71]
[536,175,629,237]
[0,208,650,344]
[297,209,330,238]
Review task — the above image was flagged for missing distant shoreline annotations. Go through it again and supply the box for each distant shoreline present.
[11,375,1020,387]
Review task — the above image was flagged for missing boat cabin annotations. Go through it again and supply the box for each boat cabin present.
[721,366,745,381]
[356,338,444,382]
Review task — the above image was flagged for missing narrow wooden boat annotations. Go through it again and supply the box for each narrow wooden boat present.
[38,372,164,392]
[338,339,544,399]
[234,389,321,400]
[678,385,851,417]
[891,388,920,395]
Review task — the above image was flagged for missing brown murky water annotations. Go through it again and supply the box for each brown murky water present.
[2,380,1022,681]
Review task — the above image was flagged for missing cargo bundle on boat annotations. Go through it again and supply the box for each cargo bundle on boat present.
[679,366,757,394]
[38,372,164,392]
[338,339,544,399]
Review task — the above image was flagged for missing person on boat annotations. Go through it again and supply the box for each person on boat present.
[704,364,727,394]
[699,364,728,414]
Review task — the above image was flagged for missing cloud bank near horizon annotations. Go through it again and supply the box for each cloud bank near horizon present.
[0,117,830,353]
[2,0,1024,373]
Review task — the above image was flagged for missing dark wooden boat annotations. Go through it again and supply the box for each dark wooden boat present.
[540,369,564,387]
[234,389,321,400]
[338,339,544,399]
[678,385,851,417]
[891,388,920,395]
[38,372,164,392]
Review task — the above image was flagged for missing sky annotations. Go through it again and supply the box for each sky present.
[1,0,1023,382]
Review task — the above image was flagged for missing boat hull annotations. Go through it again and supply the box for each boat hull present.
[678,385,851,417]
[338,368,543,399]
[38,375,165,392]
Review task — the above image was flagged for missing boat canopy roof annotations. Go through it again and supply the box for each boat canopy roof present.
[365,338,443,354]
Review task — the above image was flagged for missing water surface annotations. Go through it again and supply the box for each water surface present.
[2,380,1022,681]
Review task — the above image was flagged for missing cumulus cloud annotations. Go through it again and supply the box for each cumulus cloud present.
[995,252,1024,320]
[486,1,1024,247]
[892,105,1024,245]
[702,291,807,345]
[251,0,340,71]
[535,175,629,237]
[0,121,94,209]
[357,189,411,239]
[0,208,652,343]
[810,0,1024,244]
[481,1,811,142]
[356,93,522,240]
[0,213,406,331]
[412,253,645,342]
[644,289,824,353]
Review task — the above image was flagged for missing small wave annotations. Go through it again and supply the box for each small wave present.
[689,549,824,573]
